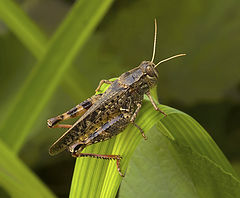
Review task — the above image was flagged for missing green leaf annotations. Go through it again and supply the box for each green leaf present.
[119,109,240,197]
[70,96,239,197]
[0,139,55,198]
[0,0,114,152]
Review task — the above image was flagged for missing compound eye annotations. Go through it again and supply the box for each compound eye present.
[146,66,155,77]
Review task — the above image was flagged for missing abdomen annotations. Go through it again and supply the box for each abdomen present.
[84,113,130,145]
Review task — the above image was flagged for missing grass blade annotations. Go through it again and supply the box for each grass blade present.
[0,139,55,198]
[0,0,47,57]
[0,0,93,134]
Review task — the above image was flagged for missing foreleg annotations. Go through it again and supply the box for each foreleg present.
[122,103,147,140]
[146,92,167,116]
[95,79,113,93]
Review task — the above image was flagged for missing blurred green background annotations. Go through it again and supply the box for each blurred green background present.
[0,0,240,197]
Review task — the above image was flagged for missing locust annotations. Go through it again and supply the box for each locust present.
[47,19,185,177]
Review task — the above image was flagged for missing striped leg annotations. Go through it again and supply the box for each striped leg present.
[47,94,102,128]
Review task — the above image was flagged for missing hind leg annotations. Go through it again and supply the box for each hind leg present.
[72,152,124,177]
[47,94,102,128]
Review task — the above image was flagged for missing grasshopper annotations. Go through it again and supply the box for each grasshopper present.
[47,20,185,177]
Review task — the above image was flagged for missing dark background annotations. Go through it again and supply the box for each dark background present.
[0,0,240,197]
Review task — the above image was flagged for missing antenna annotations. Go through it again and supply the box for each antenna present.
[150,19,157,63]
[154,54,186,68]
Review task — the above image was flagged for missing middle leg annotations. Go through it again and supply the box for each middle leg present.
[125,103,147,140]
[132,122,147,140]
